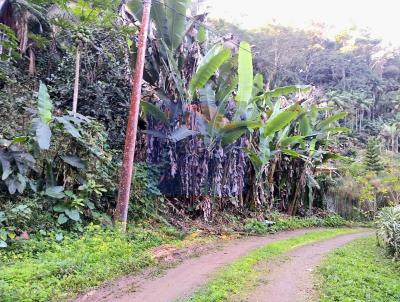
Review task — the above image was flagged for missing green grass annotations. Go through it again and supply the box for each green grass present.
[186,228,359,302]
[317,236,400,302]
[0,224,184,302]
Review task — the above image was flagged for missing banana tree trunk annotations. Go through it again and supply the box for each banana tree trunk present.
[72,44,81,113]
[268,154,280,187]
[287,164,307,216]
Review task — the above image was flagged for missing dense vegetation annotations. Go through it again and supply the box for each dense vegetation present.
[377,206,400,259]
[213,19,400,218]
[0,0,361,243]
[1,0,400,301]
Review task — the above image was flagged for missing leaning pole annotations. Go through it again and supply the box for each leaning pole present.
[115,0,152,231]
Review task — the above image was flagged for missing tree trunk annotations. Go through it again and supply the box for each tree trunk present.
[28,47,36,76]
[268,154,279,186]
[115,0,152,231]
[287,165,307,216]
[72,44,81,113]
[392,133,395,152]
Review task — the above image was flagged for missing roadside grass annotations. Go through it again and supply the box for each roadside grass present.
[186,228,361,302]
[0,223,187,302]
[317,236,400,302]
[243,214,372,235]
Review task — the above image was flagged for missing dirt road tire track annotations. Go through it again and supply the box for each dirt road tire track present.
[244,232,372,302]
[75,229,317,302]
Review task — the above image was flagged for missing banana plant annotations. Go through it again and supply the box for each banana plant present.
[128,0,191,51]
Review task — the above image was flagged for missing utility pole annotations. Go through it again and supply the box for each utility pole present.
[115,0,152,231]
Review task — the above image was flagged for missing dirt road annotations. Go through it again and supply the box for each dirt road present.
[75,229,313,302]
[75,229,370,302]
[244,232,371,302]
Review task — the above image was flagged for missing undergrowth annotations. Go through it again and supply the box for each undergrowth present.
[243,213,359,235]
[0,223,183,302]
[317,236,400,302]
[186,228,359,302]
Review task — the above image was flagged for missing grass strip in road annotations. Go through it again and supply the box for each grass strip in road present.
[317,236,400,302]
[186,228,361,302]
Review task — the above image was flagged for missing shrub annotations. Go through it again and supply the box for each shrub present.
[243,214,348,235]
[377,206,400,260]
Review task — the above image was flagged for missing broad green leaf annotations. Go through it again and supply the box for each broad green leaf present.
[253,73,264,91]
[326,127,350,134]
[322,153,346,162]
[310,105,319,123]
[57,214,68,224]
[86,201,95,210]
[0,240,7,248]
[149,0,170,45]
[6,178,17,194]
[0,152,11,180]
[263,104,302,137]
[299,114,312,136]
[53,203,67,213]
[221,128,247,145]
[199,84,217,121]
[166,0,190,49]
[0,229,7,241]
[38,81,53,124]
[264,85,312,99]
[282,149,302,158]
[219,120,261,132]
[279,136,305,147]
[61,155,85,169]
[189,44,231,96]
[219,120,261,145]
[216,59,237,103]
[56,116,81,138]
[309,138,317,156]
[306,173,320,189]
[141,101,169,124]
[161,40,186,99]
[216,75,238,104]
[55,233,63,241]
[199,84,216,104]
[33,119,52,150]
[197,25,207,43]
[11,136,29,144]
[65,209,80,221]
[316,112,348,130]
[45,186,65,199]
[169,127,198,142]
[236,42,253,113]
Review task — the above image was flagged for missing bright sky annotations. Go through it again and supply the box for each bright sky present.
[204,0,400,45]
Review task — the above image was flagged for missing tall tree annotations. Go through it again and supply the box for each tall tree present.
[364,138,384,173]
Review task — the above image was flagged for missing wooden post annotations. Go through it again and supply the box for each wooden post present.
[115,0,152,231]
